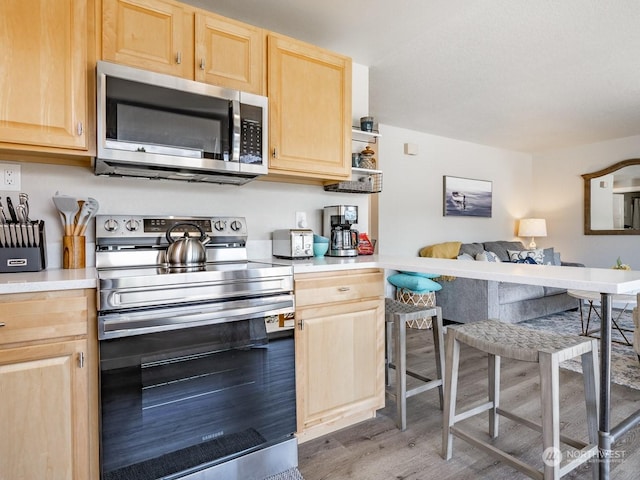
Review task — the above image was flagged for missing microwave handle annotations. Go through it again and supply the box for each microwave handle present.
[230,99,241,162]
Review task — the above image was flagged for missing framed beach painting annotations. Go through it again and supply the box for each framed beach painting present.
[443,176,492,217]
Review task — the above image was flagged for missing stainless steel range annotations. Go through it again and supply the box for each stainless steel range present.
[95,215,297,480]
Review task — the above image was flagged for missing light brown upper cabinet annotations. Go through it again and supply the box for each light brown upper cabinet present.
[102,0,194,78]
[195,12,264,94]
[268,33,352,181]
[0,0,90,153]
[102,0,265,94]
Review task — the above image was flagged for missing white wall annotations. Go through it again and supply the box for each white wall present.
[377,124,533,255]
[532,134,640,268]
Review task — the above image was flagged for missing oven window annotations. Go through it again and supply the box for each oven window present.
[99,319,295,480]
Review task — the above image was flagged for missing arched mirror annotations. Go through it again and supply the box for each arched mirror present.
[582,158,640,234]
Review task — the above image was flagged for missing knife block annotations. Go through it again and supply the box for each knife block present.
[0,221,47,273]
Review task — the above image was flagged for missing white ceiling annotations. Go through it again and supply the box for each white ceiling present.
[185,0,640,153]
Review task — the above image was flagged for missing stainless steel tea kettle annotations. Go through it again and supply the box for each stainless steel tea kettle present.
[165,223,210,266]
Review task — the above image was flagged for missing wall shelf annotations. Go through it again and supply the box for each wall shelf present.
[352,128,380,144]
[324,168,382,194]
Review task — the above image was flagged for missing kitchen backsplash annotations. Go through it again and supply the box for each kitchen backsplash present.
[1,161,370,268]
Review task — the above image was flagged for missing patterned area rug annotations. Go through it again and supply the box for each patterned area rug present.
[521,308,639,390]
[263,467,304,480]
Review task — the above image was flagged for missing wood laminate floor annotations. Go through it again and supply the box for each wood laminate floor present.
[298,327,640,480]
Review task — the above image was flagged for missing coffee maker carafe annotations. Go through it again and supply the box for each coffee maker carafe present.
[323,205,359,257]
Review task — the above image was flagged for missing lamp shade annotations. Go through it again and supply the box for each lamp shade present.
[518,218,547,238]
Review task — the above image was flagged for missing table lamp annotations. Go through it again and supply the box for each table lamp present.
[518,218,547,249]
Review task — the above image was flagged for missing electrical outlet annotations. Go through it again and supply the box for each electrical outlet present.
[295,211,307,228]
[0,163,21,191]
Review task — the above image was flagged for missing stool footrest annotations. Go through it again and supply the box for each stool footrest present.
[387,364,435,384]
[497,408,588,450]
[449,426,544,480]
[558,445,598,477]
[387,379,443,401]
[453,401,495,424]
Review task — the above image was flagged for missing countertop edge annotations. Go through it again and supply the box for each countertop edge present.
[3,254,640,295]
[0,268,97,294]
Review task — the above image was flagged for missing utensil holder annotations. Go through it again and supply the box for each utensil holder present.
[0,221,47,273]
[63,235,85,269]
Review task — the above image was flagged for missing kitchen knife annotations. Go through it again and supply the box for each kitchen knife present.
[34,221,40,247]
[26,223,34,248]
[3,224,10,247]
[20,223,28,247]
[19,192,30,222]
[6,196,17,223]
[0,198,7,224]
[14,223,23,247]
[8,224,17,247]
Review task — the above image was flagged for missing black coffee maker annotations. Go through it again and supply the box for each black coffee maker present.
[323,205,359,257]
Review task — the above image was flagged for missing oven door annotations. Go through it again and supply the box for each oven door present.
[99,316,295,480]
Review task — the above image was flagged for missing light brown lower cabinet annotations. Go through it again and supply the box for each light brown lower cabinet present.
[0,289,97,480]
[294,269,385,443]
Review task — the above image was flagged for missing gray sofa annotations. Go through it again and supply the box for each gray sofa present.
[435,240,582,324]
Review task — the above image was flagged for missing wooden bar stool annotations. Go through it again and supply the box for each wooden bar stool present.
[385,298,445,431]
[441,319,599,480]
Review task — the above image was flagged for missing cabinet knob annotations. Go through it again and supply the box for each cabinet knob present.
[297,320,304,330]
[200,59,205,70]
[0,322,5,327]
[78,351,85,368]
[76,121,83,136]
[338,287,350,292]
[272,148,277,158]
[176,51,182,64]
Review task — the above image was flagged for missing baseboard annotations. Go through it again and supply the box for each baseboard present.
[296,408,377,444]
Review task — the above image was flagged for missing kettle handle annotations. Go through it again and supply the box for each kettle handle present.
[165,222,208,244]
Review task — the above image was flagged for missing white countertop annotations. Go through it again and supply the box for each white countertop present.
[3,254,640,296]
[281,254,640,295]
[0,268,97,294]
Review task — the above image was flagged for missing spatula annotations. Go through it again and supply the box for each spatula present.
[52,193,80,236]
[73,197,99,236]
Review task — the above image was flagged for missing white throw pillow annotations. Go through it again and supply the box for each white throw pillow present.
[507,248,544,264]
[475,251,501,262]
[457,253,475,261]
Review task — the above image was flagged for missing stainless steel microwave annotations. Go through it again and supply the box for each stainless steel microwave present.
[95,61,268,185]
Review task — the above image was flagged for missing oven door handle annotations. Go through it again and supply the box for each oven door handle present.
[98,294,294,340]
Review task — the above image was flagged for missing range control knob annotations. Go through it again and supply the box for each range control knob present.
[230,220,243,231]
[104,218,119,232]
[213,220,227,231]
[125,219,140,232]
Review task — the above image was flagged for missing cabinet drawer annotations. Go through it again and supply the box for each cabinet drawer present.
[0,290,89,346]
[295,269,383,307]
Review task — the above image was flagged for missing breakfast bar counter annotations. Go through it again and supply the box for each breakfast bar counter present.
[285,254,640,479]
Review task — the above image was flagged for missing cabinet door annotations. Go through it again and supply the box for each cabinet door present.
[295,298,384,438]
[0,340,89,480]
[268,33,352,180]
[0,0,88,150]
[102,0,193,78]
[195,12,264,94]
